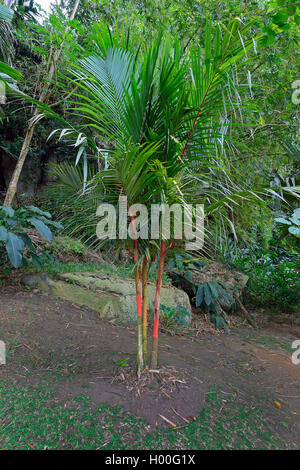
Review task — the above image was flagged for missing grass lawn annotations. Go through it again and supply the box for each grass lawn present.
[0,379,288,450]
[0,284,299,450]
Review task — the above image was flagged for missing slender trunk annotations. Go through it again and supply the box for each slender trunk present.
[130,205,143,375]
[150,240,165,369]
[134,241,143,375]
[4,117,37,206]
[141,255,148,366]
[3,0,81,206]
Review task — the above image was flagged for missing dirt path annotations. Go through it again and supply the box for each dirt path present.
[0,284,299,446]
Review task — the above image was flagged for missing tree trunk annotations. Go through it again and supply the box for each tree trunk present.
[129,205,144,375]
[134,242,143,376]
[150,240,165,369]
[3,0,81,206]
[141,255,148,366]
[3,111,38,206]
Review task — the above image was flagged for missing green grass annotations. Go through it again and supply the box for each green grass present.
[19,258,171,284]
[0,379,289,450]
[0,259,139,280]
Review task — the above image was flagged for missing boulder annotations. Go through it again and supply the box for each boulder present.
[22,272,192,326]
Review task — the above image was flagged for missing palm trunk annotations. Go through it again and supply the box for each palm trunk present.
[141,255,148,366]
[150,240,165,369]
[3,0,81,206]
[130,205,143,375]
[133,241,143,376]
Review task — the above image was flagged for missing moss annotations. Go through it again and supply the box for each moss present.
[22,272,191,326]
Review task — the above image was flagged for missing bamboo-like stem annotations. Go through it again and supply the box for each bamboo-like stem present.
[141,255,148,366]
[150,240,165,369]
[134,241,143,376]
[129,207,144,375]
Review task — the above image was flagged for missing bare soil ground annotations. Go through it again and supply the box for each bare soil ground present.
[0,278,299,448]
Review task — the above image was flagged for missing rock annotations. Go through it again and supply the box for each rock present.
[22,272,191,326]
[0,153,41,198]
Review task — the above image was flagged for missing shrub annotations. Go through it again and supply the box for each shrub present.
[159,304,191,335]
[0,205,62,269]
[46,236,88,259]
[167,254,234,332]
[274,208,300,238]
[225,246,299,311]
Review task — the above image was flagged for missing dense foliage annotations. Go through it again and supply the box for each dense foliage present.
[0,0,299,370]
[0,204,61,267]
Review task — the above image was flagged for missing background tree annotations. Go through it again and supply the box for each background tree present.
[3,0,81,206]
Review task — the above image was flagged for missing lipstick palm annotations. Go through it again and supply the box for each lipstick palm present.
[48,18,278,371]
[97,142,161,373]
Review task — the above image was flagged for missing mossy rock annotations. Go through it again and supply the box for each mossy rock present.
[22,272,191,326]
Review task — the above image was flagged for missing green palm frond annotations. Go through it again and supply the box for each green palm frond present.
[89,142,161,205]
[0,19,14,61]
[44,162,102,247]
[89,20,139,57]
[67,47,135,144]
[46,18,300,254]
[0,60,20,80]
[180,19,262,161]
[0,2,14,62]
[0,3,13,22]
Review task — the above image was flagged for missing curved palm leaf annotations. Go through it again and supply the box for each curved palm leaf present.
[0,1,14,60]
[0,2,13,21]
[68,47,135,144]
